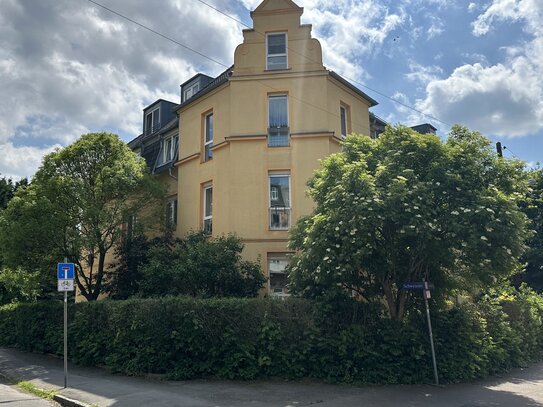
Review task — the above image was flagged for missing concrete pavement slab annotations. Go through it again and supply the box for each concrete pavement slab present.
[1,347,543,406]
[0,377,59,406]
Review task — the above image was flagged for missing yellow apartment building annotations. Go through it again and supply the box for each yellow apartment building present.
[172,0,377,296]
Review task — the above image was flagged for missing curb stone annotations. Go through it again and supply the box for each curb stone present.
[53,394,92,407]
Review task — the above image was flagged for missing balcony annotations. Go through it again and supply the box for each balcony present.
[269,207,291,230]
[267,126,289,147]
[145,122,161,136]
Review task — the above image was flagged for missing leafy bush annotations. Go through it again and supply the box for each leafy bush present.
[138,232,266,298]
[1,289,543,384]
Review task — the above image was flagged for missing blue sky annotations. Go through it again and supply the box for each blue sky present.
[0,0,541,179]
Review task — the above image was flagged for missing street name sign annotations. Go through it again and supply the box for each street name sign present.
[402,282,434,290]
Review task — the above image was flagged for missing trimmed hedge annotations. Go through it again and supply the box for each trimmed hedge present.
[1,291,543,384]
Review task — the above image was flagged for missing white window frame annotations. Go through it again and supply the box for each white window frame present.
[203,184,212,234]
[204,112,213,162]
[268,173,291,230]
[268,94,289,147]
[145,107,160,135]
[267,253,291,297]
[184,82,200,101]
[266,32,288,70]
[340,105,348,138]
[166,198,178,226]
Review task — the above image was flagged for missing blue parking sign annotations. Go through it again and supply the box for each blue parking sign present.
[57,263,75,280]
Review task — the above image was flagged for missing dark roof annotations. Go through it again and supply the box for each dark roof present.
[328,71,378,107]
[410,123,437,134]
[369,112,387,127]
[180,73,213,89]
[128,133,144,150]
[176,66,234,111]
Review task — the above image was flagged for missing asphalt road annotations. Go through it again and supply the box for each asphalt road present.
[3,347,543,406]
[0,377,58,406]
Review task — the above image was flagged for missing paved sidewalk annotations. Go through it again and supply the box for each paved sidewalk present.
[1,348,543,407]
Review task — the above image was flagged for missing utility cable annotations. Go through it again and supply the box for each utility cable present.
[193,0,451,127]
[84,0,229,69]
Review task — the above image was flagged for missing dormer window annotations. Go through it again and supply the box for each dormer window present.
[156,134,178,167]
[183,82,200,102]
[266,33,287,70]
[145,107,160,135]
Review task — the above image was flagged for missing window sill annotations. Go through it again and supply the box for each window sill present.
[264,67,291,72]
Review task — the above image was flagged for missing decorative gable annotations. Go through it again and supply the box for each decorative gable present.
[252,0,303,16]
[233,0,323,75]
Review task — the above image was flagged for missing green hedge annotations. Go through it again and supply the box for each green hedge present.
[1,290,543,384]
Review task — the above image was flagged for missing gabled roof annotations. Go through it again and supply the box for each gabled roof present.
[252,0,302,15]
[329,71,378,107]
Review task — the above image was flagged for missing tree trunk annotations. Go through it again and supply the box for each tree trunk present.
[382,279,407,321]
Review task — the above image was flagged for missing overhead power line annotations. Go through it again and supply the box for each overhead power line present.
[82,0,451,132]
[84,0,229,68]
[193,0,451,127]
[82,0,369,130]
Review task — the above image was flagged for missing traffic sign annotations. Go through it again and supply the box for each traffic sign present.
[58,279,74,292]
[57,263,75,280]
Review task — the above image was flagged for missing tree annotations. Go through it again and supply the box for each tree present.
[103,232,152,300]
[0,267,41,304]
[137,231,266,298]
[518,168,543,290]
[0,175,27,209]
[0,133,164,301]
[288,125,530,320]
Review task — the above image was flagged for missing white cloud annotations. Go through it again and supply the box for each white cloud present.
[427,16,445,39]
[472,0,541,37]
[301,1,405,80]
[415,0,543,138]
[241,0,405,81]
[405,63,443,84]
[0,143,61,180]
[0,0,243,179]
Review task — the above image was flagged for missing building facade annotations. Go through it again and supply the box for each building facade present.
[172,0,377,296]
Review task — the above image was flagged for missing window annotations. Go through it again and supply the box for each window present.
[145,107,160,135]
[266,33,287,70]
[126,213,138,240]
[269,174,290,230]
[268,95,289,147]
[268,253,290,297]
[166,198,177,227]
[204,112,213,161]
[183,82,199,101]
[157,135,178,166]
[203,184,212,234]
[340,105,347,137]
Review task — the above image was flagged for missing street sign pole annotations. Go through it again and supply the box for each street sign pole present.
[57,259,74,389]
[423,281,439,385]
[64,289,67,388]
[402,281,439,385]
[63,257,68,389]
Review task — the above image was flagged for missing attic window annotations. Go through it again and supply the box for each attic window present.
[267,33,287,70]
[145,107,160,135]
[184,82,199,101]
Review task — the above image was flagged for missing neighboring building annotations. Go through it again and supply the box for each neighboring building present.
[128,99,179,226]
[410,123,437,135]
[369,112,438,139]
[172,0,377,296]
[369,112,387,139]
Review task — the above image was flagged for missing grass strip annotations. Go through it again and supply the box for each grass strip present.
[16,380,57,400]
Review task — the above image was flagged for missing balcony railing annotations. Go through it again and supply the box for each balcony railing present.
[145,122,161,136]
[267,126,289,147]
[269,207,291,230]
